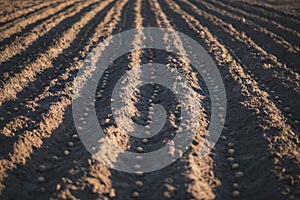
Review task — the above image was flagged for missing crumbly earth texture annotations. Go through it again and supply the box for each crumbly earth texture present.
[0,0,299,199]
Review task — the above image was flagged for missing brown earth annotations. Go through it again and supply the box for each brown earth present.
[0,0,299,199]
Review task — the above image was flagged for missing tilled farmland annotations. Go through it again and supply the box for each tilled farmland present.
[0,0,299,199]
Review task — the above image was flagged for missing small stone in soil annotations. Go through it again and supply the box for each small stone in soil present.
[233,183,239,189]
[134,164,141,169]
[135,156,143,160]
[227,142,234,147]
[132,192,139,198]
[64,150,70,156]
[68,142,74,147]
[72,134,79,139]
[232,190,240,197]
[231,163,239,169]
[142,138,148,144]
[228,149,235,154]
[38,165,46,172]
[235,171,244,178]
[135,181,143,187]
[135,171,144,177]
[52,155,59,161]
[136,147,143,153]
[227,157,234,161]
[37,176,45,183]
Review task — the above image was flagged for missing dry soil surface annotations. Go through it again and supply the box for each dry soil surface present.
[0,0,299,199]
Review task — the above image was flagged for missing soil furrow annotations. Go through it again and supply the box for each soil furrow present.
[206,0,300,47]
[0,0,118,155]
[0,2,128,198]
[55,0,133,198]
[240,0,300,21]
[0,0,79,50]
[0,0,115,107]
[144,0,220,199]
[163,0,300,198]
[0,0,57,23]
[0,0,70,39]
[0,0,86,66]
[0,1,64,27]
[0,0,299,199]
[178,0,300,80]
[114,0,144,145]
[0,0,102,85]
[0,0,129,196]
[0,2,66,28]
[220,0,300,33]
[196,0,300,62]
[1,0,119,134]
[105,0,192,199]
[177,0,300,126]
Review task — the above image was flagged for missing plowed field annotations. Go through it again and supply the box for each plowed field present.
[0,0,299,199]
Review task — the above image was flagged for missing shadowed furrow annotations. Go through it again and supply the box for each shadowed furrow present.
[147,0,220,199]
[0,0,116,106]
[177,0,300,126]
[0,0,299,199]
[0,0,129,198]
[0,0,54,22]
[0,0,84,66]
[220,0,300,33]
[206,0,300,47]
[0,0,69,38]
[197,0,300,61]
[163,0,300,198]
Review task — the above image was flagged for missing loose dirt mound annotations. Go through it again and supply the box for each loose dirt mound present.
[0,0,299,199]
